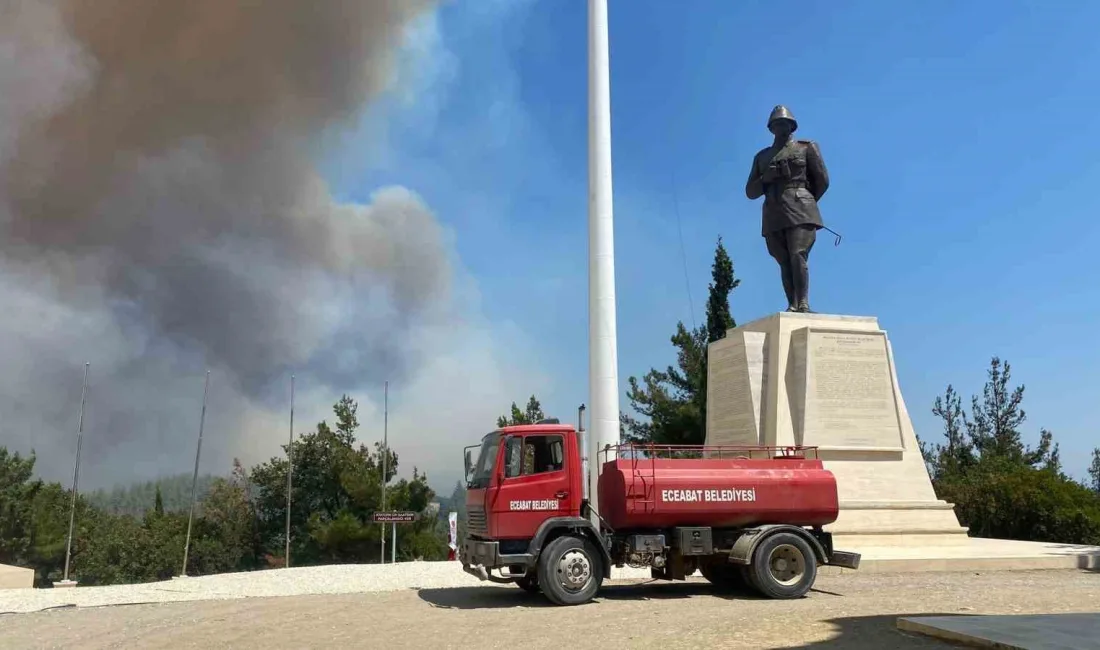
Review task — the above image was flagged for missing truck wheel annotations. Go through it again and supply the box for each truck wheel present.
[700,559,746,592]
[748,532,817,599]
[537,535,603,606]
[515,573,539,593]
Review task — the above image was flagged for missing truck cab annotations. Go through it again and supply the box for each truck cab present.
[465,423,583,536]
[462,422,609,604]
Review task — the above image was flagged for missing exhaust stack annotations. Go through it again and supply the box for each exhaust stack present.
[577,404,593,527]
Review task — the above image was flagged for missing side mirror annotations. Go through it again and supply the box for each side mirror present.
[464,449,473,481]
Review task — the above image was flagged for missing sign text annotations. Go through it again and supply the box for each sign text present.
[372,511,417,523]
[509,499,559,511]
[660,488,757,503]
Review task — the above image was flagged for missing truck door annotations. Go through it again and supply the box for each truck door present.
[489,432,575,540]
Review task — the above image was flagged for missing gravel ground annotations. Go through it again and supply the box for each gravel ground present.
[0,563,658,614]
[0,569,1097,649]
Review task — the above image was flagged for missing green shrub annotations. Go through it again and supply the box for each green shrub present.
[935,458,1100,546]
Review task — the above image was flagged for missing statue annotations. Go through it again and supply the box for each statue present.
[745,105,830,313]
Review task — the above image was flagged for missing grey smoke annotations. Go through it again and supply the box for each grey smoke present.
[0,0,457,486]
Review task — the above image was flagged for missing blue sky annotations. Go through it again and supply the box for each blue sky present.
[323,0,1100,485]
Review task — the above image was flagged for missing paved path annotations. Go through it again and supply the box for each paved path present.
[899,613,1100,649]
[1,570,1097,649]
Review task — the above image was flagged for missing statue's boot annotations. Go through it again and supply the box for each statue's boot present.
[791,245,813,314]
[784,225,817,314]
[794,276,813,313]
[780,263,797,312]
[794,278,814,313]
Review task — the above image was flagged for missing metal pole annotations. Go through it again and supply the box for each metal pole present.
[380,380,388,564]
[181,371,210,577]
[285,374,295,568]
[588,0,620,518]
[578,404,593,527]
[391,520,396,564]
[61,362,90,584]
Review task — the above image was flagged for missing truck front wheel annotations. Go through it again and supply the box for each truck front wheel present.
[515,573,539,593]
[748,532,817,599]
[537,534,603,606]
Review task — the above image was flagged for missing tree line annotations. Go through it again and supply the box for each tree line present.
[0,395,450,587]
[86,474,220,517]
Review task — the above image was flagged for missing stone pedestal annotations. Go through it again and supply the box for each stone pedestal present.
[706,312,969,547]
[1,563,34,590]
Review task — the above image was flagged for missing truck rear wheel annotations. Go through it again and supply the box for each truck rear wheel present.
[748,532,817,599]
[537,534,603,606]
[700,558,749,592]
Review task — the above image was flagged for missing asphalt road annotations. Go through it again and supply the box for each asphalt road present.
[2,570,1097,649]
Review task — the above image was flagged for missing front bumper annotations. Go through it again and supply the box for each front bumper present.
[461,538,534,582]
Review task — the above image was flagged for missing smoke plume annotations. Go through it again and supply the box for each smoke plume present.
[0,0,474,486]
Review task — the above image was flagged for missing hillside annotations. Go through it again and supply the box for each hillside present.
[86,474,222,516]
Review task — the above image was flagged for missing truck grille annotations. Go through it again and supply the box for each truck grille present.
[467,505,487,535]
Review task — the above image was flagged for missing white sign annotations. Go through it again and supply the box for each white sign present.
[509,499,559,511]
[660,488,757,503]
[448,511,458,551]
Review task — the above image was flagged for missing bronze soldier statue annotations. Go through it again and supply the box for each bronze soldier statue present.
[745,105,830,313]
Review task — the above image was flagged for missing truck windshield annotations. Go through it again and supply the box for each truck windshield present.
[467,432,501,489]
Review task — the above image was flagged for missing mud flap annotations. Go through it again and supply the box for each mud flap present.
[463,563,488,581]
[826,550,861,570]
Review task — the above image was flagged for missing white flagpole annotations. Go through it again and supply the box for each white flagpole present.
[587,0,621,526]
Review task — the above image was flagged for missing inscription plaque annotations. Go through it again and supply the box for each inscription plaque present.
[803,330,902,449]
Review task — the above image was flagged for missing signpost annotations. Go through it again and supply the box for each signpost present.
[373,511,416,562]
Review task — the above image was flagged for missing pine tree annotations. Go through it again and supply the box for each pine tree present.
[925,357,1061,485]
[704,237,738,344]
[966,357,1058,468]
[497,395,546,427]
[921,384,975,480]
[622,237,740,445]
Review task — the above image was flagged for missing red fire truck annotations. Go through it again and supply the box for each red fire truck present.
[460,408,860,606]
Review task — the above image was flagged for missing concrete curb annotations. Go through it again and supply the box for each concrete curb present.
[820,552,1099,575]
[897,613,1100,650]
[897,616,1020,649]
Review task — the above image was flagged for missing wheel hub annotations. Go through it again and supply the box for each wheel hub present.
[768,543,806,586]
[557,550,591,590]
